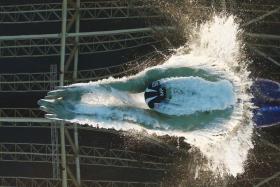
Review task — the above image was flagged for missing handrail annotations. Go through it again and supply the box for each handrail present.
[0,176,160,187]
[0,50,164,85]
[0,142,170,162]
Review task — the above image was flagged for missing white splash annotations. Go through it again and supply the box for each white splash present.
[40,15,254,177]
[77,16,254,176]
[172,16,254,176]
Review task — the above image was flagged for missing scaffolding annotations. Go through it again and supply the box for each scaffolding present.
[0,143,171,170]
[50,64,60,180]
[0,51,163,92]
[0,28,169,58]
[0,1,280,187]
[0,177,160,187]
[0,1,161,24]
[0,0,172,186]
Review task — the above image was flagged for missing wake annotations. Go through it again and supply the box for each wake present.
[39,16,254,177]
[39,70,234,132]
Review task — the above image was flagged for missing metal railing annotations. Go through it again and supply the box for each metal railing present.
[0,50,165,92]
[0,27,170,58]
[0,0,162,24]
[0,143,172,171]
[0,176,161,187]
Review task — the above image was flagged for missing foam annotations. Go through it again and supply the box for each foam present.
[39,15,254,177]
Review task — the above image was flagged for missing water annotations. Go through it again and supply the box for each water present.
[39,16,253,177]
